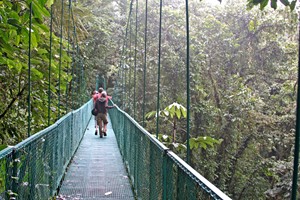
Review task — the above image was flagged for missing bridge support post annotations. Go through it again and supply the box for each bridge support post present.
[11,149,18,200]
[29,144,37,199]
[162,150,167,200]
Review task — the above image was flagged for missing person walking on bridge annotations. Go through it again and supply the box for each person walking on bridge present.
[92,90,100,135]
[95,92,115,138]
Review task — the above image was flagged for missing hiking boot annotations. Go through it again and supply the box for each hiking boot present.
[103,132,107,136]
[95,130,97,135]
[100,132,103,138]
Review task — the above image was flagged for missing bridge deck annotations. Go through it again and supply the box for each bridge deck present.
[58,115,135,199]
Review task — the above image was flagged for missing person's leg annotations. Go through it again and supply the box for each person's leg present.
[103,115,108,136]
[99,119,103,138]
[96,115,102,137]
[99,113,108,138]
[94,116,98,135]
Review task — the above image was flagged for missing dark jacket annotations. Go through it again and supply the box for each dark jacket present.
[95,97,114,114]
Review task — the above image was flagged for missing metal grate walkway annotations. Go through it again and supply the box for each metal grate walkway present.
[58,115,135,199]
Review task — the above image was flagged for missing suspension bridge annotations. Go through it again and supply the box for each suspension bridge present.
[1,0,300,199]
[0,100,231,199]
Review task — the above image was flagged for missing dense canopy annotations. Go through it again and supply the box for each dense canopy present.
[0,0,299,199]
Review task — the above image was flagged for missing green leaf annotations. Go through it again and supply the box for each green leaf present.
[6,59,14,69]
[260,0,269,10]
[61,83,67,91]
[62,53,72,62]
[271,0,277,9]
[32,1,50,20]
[200,142,207,150]
[279,0,289,6]
[15,35,20,46]
[31,2,42,19]
[15,60,22,73]
[189,139,196,149]
[189,136,221,150]
[7,18,20,28]
[37,48,48,55]
[175,109,181,119]
[145,111,156,120]
[37,24,49,33]
[31,68,44,80]
[51,63,59,74]
[9,29,17,39]
[290,1,296,10]
[45,0,54,8]
[31,58,43,65]
[36,1,50,17]
[38,0,48,5]
[8,11,20,20]
[1,42,14,56]
[31,32,38,48]
[248,20,255,31]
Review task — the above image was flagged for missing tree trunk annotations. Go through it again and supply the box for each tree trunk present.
[172,119,176,143]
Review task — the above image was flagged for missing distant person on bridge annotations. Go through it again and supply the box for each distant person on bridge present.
[95,92,115,138]
[98,87,104,95]
[101,90,112,105]
[98,87,112,104]
[92,90,100,135]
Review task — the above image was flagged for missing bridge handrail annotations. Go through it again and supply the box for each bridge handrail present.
[109,100,231,200]
[0,100,93,199]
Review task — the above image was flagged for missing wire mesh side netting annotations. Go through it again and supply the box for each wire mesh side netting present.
[0,100,92,200]
[108,100,231,200]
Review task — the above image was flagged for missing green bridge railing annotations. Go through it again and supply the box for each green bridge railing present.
[0,97,231,200]
[0,100,92,199]
[109,101,231,200]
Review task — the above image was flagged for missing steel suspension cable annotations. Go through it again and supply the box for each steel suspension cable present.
[70,4,78,109]
[185,0,191,164]
[120,0,134,109]
[120,68,124,107]
[291,14,300,200]
[133,1,139,190]
[156,0,163,139]
[124,18,130,110]
[27,5,33,198]
[71,46,75,110]
[27,2,32,137]
[71,1,79,106]
[124,62,127,109]
[80,62,82,103]
[96,74,98,91]
[114,71,120,105]
[82,61,85,103]
[58,0,64,118]
[48,5,53,126]
[75,45,79,105]
[128,16,133,115]
[133,0,138,120]
[103,77,106,90]
[66,0,71,112]
[142,0,148,127]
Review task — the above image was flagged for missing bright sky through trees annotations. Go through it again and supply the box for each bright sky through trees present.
[204,0,225,6]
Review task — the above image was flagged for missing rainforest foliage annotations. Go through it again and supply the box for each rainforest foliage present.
[0,0,299,199]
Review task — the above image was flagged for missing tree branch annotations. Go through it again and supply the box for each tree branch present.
[0,86,26,119]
